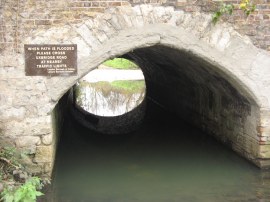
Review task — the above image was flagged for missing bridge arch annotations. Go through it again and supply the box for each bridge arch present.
[49,24,262,168]
[3,5,270,175]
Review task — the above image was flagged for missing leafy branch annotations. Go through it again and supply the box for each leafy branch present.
[0,147,48,202]
[240,0,256,15]
[1,177,44,202]
[212,0,256,24]
[212,3,234,24]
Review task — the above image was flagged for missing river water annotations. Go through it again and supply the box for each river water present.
[50,101,270,202]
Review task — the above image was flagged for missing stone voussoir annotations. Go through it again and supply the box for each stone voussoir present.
[0,3,270,176]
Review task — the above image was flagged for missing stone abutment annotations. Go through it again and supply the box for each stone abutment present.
[0,5,270,175]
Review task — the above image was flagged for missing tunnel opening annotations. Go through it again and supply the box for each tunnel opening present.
[69,57,147,135]
[48,43,264,201]
[52,43,260,170]
[74,57,145,117]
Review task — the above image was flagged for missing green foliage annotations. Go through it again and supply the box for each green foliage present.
[240,0,256,15]
[111,80,145,93]
[212,3,234,24]
[0,147,16,159]
[1,177,43,202]
[103,58,138,70]
[0,147,46,202]
[212,0,256,24]
[77,80,145,94]
[75,80,145,105]
[0,147,19,166]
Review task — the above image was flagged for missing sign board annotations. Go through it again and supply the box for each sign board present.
[25,44,77,76]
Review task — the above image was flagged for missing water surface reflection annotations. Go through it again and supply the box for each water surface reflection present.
[51,102,270,202]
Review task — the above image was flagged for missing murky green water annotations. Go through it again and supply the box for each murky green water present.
[50,102,270,202]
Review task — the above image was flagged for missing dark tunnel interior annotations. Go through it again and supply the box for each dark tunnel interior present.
[45,44,267,202]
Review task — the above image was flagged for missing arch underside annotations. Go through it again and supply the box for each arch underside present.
[49,25,269,169]
[2,3,270,179]
[21,6,270,172]
[54,42,262,168]
[125,45,260,165]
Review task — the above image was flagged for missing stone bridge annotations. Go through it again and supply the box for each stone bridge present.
[1,1,270,176]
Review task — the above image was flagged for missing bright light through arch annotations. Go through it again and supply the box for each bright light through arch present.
[74,58,146,117]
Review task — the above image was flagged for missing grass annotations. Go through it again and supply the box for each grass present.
[77,80,145,94]
[103,58,139,70]
[111,80,145,92]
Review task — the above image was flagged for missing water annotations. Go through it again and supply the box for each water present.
[49,102,270,202]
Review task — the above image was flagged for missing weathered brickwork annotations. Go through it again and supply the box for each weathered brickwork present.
[0,1,270,175]
[1,0,130,53]
[1,0,270,54]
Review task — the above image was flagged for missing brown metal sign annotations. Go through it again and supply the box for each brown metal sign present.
[25,44,77,76]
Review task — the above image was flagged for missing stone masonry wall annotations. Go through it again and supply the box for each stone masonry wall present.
[130,45,260,166]
[1,0,270,54]
[0,2,270,175]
